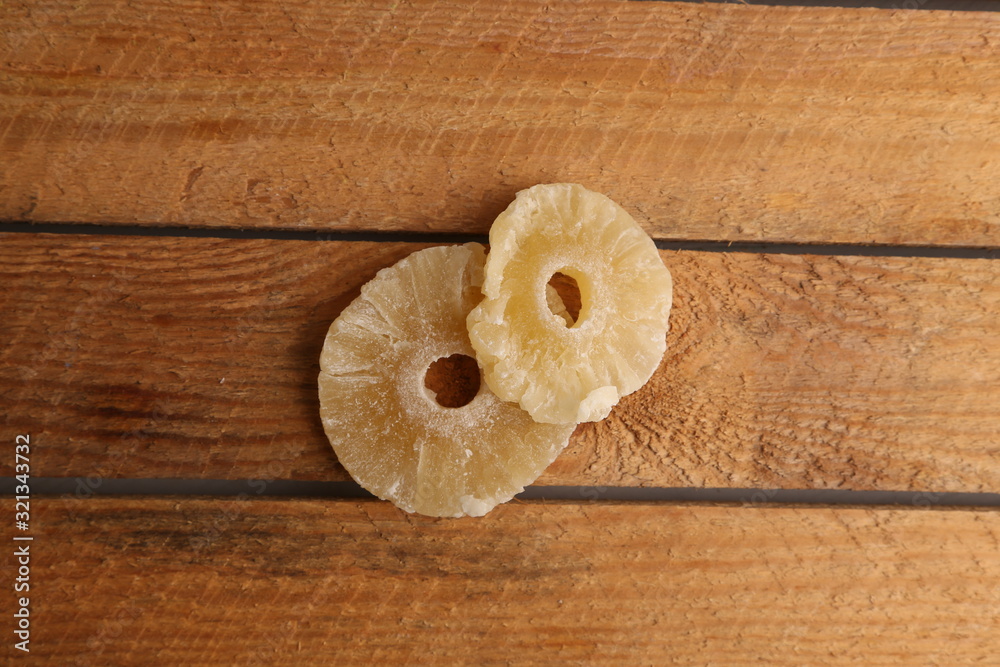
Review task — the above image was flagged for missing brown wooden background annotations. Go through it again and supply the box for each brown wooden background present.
[2,0,999,664]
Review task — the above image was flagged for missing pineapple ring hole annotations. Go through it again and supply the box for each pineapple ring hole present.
[547,271,583,326]
[424,354,481,408]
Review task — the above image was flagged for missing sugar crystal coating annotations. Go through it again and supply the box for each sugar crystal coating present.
[467,184,673,424]
[318,243,575,518]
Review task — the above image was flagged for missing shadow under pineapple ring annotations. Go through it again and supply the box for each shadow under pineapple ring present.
[318,243,574,518]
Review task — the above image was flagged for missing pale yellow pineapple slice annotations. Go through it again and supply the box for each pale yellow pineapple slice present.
[318,243,574,518]
[467,184,673,424]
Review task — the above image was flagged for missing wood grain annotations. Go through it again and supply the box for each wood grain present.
[13,497,1000,665]
[2,0,999,246]
[2,233,998,491]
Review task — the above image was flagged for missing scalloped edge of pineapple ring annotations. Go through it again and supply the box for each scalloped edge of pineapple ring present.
[467,183,673,425]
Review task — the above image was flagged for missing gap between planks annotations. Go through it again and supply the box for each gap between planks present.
[4,477,1000,508]
[653,0,1000,11]
[2,221,999,259]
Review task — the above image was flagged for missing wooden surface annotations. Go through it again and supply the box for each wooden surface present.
[10,497,999,665]
[2,233,998,491]
[3,1,1000,664]
[2,0,1000,246]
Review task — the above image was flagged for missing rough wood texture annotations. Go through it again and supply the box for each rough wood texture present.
[2,0,999,246]
[3,233,998,491]
[13,497,1000,664]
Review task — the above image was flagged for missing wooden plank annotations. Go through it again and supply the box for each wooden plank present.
[13,497,1000,664]
[2,1,999,246]
[2,233,998,491]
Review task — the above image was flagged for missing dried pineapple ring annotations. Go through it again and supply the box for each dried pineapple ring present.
[468,184,673,424]
[318,243,574,518]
